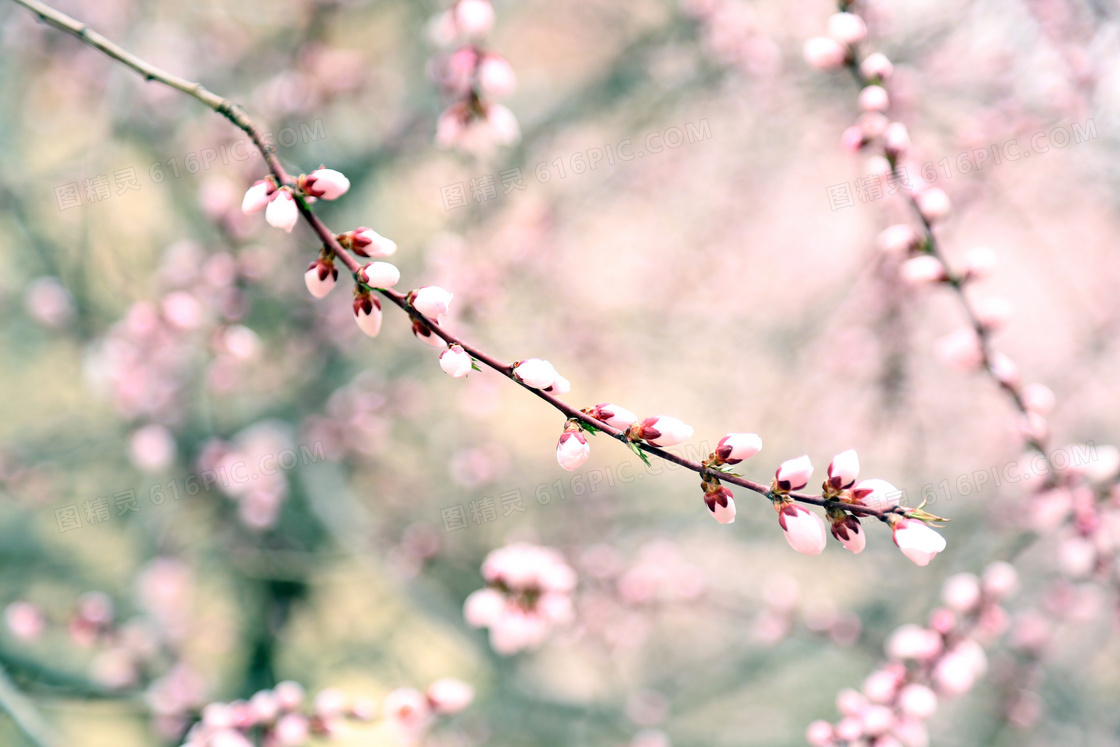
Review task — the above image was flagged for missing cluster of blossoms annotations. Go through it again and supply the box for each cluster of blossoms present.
[555,402,694,472]
[427,0,519,151]
[194,421,296,531]
[463,543,576,654]
[85,241,263,446]
[807,562,1019,747]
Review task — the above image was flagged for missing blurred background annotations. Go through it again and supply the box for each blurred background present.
[1,0,1120,744]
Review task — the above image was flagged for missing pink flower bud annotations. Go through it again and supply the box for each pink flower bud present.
[273,713,309,746]
[900,255,947,286]
[878,224,920,254]
[858,85,890,112]
[885,624,943,661]
[935,328,983,372]
[454,0,495,36]
[941,572,982,612]
[313,688,349,719]
[412,286,454,319]
[827,12,867,46]
[962,246,997,278]
[988,351,1020,386]
[806,720,833,746]
[841,125,866,152]
[899,683,938,718]
[352,293,383,338]
[5,602,45,641]
[973,296,1013,329]
[931,640,986,695]
[831,514,865,553]
[349,227,397,258]
[302,168,350,200]
[858,112,889,139]
[860,52,893,80]
[358,261,400,289]
[865,155,892,177]
[304,258,338,298]
[241,179,274,214]
[827,449,860,489]
[249,690,280,723]
[383,687,432,734]
[775,455,813,491]
[850,478,901,509]
[916,187,951,223]
[803,37,847,70]
[861,703,894,733]
[274,681,305,711]
[892,518,947,566]
[265,190,299,233]
[556,431,590,471]
[545,374,571,395]
[512,358,559,389]
[884,122,910,157]
[632,416,694,447]
[1021,383,1055,415]
[478,53,517,98]
[982,561,1019,599]
[129,424,177,473]
[717,433,763,464]
[464,588,505,627]
[485,103,521,146]
[588,403,638,430]
[440,345,473,378]
[426,678,475,715]
[412,319,447,347]
[704,486,736,524]
[777,504,827,555]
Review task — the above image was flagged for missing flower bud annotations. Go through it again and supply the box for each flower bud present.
[973,296,1013,330]
[241,179,275,214]
[775,455,813,491]
[935,328,983,372]
[265,189,299,233]
[440,345,473,378]
[827,449,860,490]
[353,292,383,338]
[556,431,590,471]
[916,188,951,223]
[858,112,889,139]
[850,478,902,510]
[412,286,454,319]
[900,255,947,286]
[301,168,350,200]
[803,37,847,70]
[885,624,943,660]
[891,518,947,566]
[716,433,762,464]
[988,351,1020,386]
[426,678,475,715]
[859,85,889,112]
[962,247,997,279]
[412,319,446,347]
[512,358,558,389]
[359,261,401,289]
[806,721,834,747]
[304,258,338,298]
[274,713,310,746]
[454,0,495,37]
[777,503,827,555]
[1021,383,1055,415]
[841,125,866,152]
[941,572,982,612]
[831,513,865,553]
[884,122,910,157]
[827,12,867,46]
[704,485,736,524]
[878,224,920,254]
[477,53,517,98]
[860,52,893,81]
[588,403,637,430]
[349,227,398,258]
[630,416,693,447]
[545,374,571,395]
[898,683,938,719]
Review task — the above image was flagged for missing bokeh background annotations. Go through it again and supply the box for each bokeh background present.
[1,0,1120,744]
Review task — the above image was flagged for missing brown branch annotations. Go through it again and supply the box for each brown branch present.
[9,0,909,523]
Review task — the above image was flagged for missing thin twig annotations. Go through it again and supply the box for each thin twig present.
[0,662,58,747]
[9,0,909,522]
